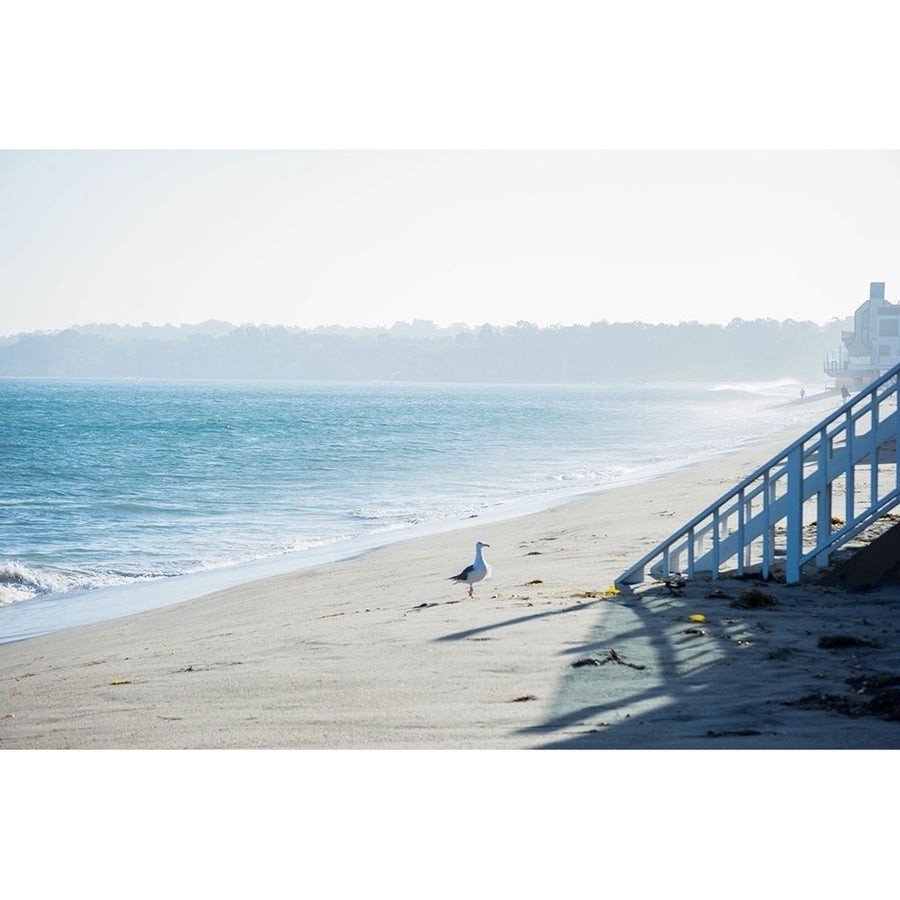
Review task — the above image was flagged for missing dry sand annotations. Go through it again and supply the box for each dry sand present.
[2,392,899,750]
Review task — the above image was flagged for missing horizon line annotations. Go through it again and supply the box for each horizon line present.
[2,314,852,339]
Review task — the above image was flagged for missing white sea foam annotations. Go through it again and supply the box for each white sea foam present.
[0,560,173,606]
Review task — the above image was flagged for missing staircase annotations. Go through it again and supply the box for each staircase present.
[615,363,900,587]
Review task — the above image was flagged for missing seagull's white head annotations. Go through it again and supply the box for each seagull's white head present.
[476,541,490,550]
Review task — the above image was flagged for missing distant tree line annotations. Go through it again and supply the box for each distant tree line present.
[0,318,849,384]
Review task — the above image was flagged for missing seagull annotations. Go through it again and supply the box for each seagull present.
[449,540,491,598]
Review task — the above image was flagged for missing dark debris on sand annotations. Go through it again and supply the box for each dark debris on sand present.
[571,649,647,671]
[784,671,900,722]
[732,587,778,609]
[636,566,900,731]
[817,634,879,650]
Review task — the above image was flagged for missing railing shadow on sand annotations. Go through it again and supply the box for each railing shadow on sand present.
[435,568,900,749]
[433,584,763,749]
[515,583,763,750]
[518,571,900,750]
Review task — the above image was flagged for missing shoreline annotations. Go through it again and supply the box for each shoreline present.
[4,392,898,748]
[0,406,810,645]
[0,466,690,645]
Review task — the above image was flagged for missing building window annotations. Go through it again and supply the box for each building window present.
[879,318,899,337]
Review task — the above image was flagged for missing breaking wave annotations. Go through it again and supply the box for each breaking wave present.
[0,560,173,606]
[709,378,801,395]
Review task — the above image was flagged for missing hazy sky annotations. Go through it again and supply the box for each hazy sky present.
[4,3,900,337]
[4,149,900,335]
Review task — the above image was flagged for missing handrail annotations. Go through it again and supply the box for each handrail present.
[615,363,900,587]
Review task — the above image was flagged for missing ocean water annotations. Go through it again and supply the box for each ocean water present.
[0,377,811,642]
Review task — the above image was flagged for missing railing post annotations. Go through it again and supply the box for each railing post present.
[710,509,720,579]
[846,410,855,524]
[762,471,773,579]
[785,445,804,584]
[816,426,832,567]
[870,386,880,506]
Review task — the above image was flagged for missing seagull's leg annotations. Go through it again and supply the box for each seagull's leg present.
[468,585,474,598]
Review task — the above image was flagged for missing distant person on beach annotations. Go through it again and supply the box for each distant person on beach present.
[841,385,850,402]
[800,388,806,399]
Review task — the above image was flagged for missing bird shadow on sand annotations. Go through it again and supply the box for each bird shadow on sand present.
[432,599,607,643]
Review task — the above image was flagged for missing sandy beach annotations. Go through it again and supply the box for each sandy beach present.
[2,392,899,750]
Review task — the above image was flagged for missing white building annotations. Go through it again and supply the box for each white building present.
[824,282,900,390]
